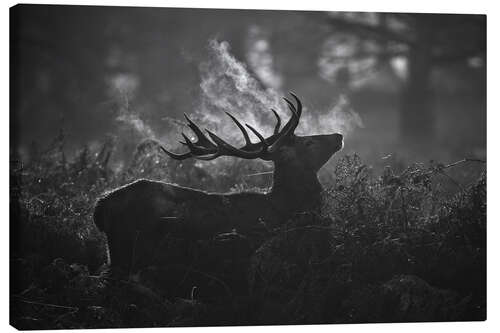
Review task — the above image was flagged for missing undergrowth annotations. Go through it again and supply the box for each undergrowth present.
[10,137,486,328]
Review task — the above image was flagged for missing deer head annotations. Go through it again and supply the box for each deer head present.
[161,93,343,206]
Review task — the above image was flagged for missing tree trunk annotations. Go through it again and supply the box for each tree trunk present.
[400,20,434,149]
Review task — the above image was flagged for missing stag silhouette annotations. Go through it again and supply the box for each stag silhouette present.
[94,93,343,272]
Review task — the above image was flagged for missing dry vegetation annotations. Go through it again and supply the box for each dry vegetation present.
[10,136,486,329]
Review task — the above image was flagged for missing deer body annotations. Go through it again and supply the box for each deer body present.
[94,94,343,272]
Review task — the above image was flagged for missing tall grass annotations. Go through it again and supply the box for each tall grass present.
[10,136,486,328]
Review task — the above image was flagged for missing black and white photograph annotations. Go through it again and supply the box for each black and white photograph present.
[9,3,487,329]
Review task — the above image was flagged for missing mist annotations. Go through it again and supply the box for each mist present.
[11,5,486,176]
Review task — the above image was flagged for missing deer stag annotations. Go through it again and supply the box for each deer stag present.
[94,93,343,272]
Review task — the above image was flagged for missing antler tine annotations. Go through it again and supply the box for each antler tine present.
[205,130,234,151]
[288,92,302,117]
[181,133,215,155]
[193,152,221,161]
[225,112,252,146]
[282,96,301,133]
[271,109,281,134]
[245,124,268,147]
[183,113,216,148]
[268,93,302,153]
[283,97,297,115]
[160,146,193,160]
[160,115,218,160]
[206,129,266,159]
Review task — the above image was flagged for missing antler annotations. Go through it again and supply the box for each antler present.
[161,92,302,161]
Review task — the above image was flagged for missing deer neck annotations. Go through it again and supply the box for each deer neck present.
[269,162,322,211]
